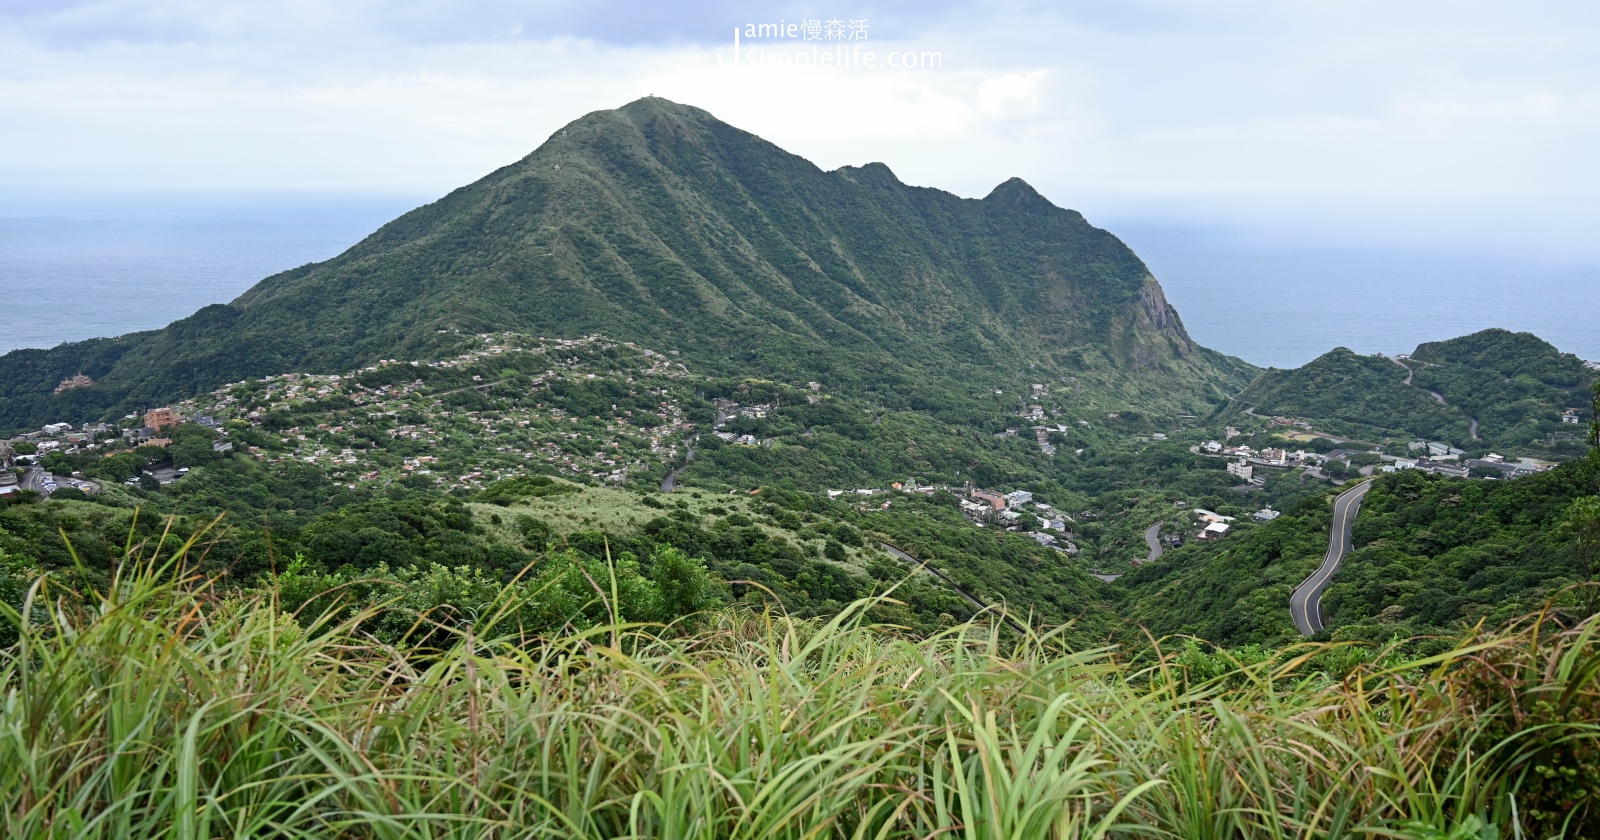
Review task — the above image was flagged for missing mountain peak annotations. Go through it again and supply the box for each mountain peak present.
[0,98,1253,431]
[984,177,1053,209]
[835,161,902,185]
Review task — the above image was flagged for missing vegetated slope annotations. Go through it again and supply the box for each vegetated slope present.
[1233,331,1594,454]
[7,561,1599,839]
[0,97,1253,434]
[1117,457,1599,648]
[1233,348,1472,443]
[1113,487,1341,647]
[1408,328,1595,457]
[1320,457,1599,641]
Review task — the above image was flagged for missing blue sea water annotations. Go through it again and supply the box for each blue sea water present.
[1113,223,1600,369]
[0,195,418,357]
[1,195,1595,369]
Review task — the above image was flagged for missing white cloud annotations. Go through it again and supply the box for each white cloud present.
[977,69,1046,119]
[1,1,1599,255]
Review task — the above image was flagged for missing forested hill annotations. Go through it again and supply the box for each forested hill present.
[0,97,1254,433]
[1229,329,1594,456]
[1114,454,1600,648]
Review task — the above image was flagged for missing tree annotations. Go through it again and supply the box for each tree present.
[648,546,720,628]
[9,441,37,456]
[85,453,139,483]
[138,474,160,491]
[1567,496,1600,578]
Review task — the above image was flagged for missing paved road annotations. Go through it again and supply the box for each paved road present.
[1290,481,1373,635]
[879,543,1028,634]
[1389,357,1416,386]
[1142,522,1164,564]
[660,441,696,492]
[20,467,46,494]
[18,467,102,497]
[1389,358,1479,439]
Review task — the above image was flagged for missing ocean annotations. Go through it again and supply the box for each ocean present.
[1114,223,1600,369]
[1,195,1596,369]
[0,195,417,356]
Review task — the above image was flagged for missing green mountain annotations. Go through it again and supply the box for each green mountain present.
[1230,329,1594,455]
[0,97,1253,434]
[1232,347,1473,443]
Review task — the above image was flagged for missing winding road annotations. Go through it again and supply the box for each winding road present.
[879,543,1028,634]
[659,441,696,492]
[1142,522,1164,564]
[1289,480,1372,635]
[1388,358,1479,440]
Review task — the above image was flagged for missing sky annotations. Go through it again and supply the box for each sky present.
[3,0,1600,260]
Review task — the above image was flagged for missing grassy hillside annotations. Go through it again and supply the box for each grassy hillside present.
[0,97,1253,434]
[2,558,1597,838]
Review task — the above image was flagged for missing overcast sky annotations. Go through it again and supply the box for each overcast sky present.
[4,0,1599,257]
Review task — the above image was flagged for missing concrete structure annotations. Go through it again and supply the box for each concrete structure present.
[1004,490,1033,508]
[1227,460,1254,482]
[1198,522,1231,541]
[145,407,180,432]
[970,489,1007,511]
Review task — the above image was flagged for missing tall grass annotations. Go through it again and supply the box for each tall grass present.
[2,544,1597,838]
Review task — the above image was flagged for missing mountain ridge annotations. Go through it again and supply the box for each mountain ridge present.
[0,97,1253,433]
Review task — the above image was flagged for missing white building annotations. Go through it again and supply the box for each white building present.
[1227,460,1254,482]
[1004,490,1033,507]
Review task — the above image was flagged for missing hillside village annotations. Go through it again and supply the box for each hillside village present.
[2,334,702,499]
[1,333,1584,582]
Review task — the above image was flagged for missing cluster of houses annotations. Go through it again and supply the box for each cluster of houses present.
[711,398,775,447]
[0,405,234,496]
[958,487,1081,555]
[4,406,227,462]
[1192,434,1558,484]
[821,481,1082,556]
[160,334,697,491]
[1195,440,1329,485]
[1186,506,1279,543]
[1261,415,1315,431]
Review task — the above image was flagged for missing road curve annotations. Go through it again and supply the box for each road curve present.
[1142,522,1164,564]
[1388,356,1416,386]
[1290,481,1372,635]
[879,543,1028,634]
[1389,358,1479,439]
[660,441,696,492]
